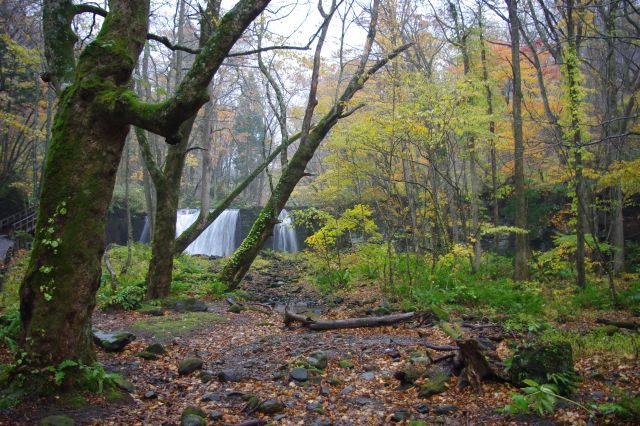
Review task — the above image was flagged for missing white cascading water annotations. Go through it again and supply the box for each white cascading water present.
[273,209,299,252]
[175,209,240,257]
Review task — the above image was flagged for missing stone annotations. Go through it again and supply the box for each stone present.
[40,415,75,426]
[320,385,331,396]
[181,407,206,426]
[306,402,324,413]
[209,411,223,421]
[138,305,164,316]
[341,385,354,395]
[418,371,449,398]
[227,304,243,313]
[434,405,458,415]
[394,367,423,386]
[508,342,576,395]
[170,298,208,313]
[360,372,375,381]
[390,409,410,422]
[307,351,328,370]
[145,343,166,354]
[143,391,157,399]
[92,331,136,352]
[338,360,355,369]
[414,403,430,414]
[274,414,287,421]
[327,377,343,386]
[113,376,135,393]
[290,367,309,382]
[136,351,159,360]
[201,393,221,402]
[217,369,245,382]
[180,414,205,426]
[199,370,215,383]
[178,357,204,375]
[258,399,285,414]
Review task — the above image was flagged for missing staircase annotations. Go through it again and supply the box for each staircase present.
[0,206,37,251]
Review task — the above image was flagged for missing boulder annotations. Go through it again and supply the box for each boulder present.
[170,298,208,313]
[93,331,135,352]
[178,357,204,375]
[307,351,328,370]
[290,367,309,382]
[136,351,159,361]
[180,407,206,426]
[418,370,449,398]
[217,369,246,382]
[258,399,285,415]
[145,343,166,354]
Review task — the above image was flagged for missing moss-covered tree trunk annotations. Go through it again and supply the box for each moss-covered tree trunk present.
[20,0,149,368]
[145,124,192,299]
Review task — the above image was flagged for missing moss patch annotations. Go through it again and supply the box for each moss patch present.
[129,312,222,340]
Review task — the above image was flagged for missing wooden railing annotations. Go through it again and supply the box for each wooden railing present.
[0,207,35,232]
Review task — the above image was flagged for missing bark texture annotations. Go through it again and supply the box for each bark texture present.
[20,0,149,367]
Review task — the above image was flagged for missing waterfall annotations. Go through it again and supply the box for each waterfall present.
[138,216,150,243]
[175,209,240,257]
[273,209,299,253]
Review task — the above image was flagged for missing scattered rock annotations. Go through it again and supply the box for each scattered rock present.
[40,415,75,426]
[218,369,246,382]
[258,399,285,414]
[390,409,410,422]
[307,351,328,370]
[434,405,458,415]
[113,376,135,393]
[170,297,208,313]
[320,385,331,396]
[178,357,203,375]
[138,306,164,316]
[227,304,243,313]
[414,403,430,414]
[201,393,221,402]
[209,411,223,421]
[418,371,449,398]
[341,385,354,395]
[136,351,159,360]
[394,367,423,386]
[199,370,215,383]
[338,360,355,369]
[306,402,324,413]
[327,377,343,386]
[181,407,206,426]
[360,372,375,381]
[143,391,157,399]
[274,414,287,421]
[145,343,166,354]
[290,367,309,382]
[92,331,136,352]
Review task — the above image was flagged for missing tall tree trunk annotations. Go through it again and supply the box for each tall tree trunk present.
[122,136,133,274]
[507,0,528,281]
[20,0,148,369]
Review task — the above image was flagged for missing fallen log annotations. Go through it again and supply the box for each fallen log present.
[283,308,417,330]
[596,318,640,330]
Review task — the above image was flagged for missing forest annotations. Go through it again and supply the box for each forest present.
[0,0,639,424]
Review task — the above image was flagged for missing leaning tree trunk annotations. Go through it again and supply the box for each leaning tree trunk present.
[220,3,411,289]
[20,0,148,368]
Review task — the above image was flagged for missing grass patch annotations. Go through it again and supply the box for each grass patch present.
[540,328,640,360]
[129,311,222,340]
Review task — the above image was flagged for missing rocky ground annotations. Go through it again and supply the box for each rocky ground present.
[1,256,638,425]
